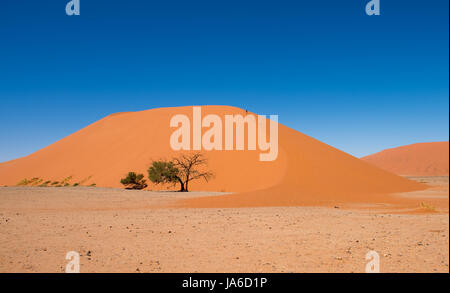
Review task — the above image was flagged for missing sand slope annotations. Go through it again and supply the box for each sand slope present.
[362,142,449,176]
[0,106,425,207]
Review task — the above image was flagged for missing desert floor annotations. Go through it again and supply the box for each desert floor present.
[0,177,448,273]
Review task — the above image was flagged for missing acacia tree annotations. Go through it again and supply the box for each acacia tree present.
[172,153,213,192]
[120,172,148,190]
[147,153,213,192]
[147,161,182,189]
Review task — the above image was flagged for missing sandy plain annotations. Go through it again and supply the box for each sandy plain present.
[0,177,448,273]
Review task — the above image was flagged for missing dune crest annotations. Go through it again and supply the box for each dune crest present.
[0,106,425,208]
[362,142,449,176]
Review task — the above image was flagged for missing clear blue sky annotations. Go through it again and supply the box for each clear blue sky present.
[0,0,448,162]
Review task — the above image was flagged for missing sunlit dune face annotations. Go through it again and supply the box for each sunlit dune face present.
[0,106,428,209]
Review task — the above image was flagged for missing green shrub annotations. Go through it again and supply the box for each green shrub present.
[61,176,73,185]
[148,153,213,192]
[32,179,43,186]
[120,172,147,190]
[148,161,180,188]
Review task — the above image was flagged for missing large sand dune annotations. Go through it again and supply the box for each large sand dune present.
[0,106,425,207]
[362,142,449,176]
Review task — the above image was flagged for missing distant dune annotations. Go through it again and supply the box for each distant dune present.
[0,106,425,208]
[361,142,449,176]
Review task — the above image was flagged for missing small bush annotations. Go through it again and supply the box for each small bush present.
[120,172,148,190]
[17,179,29,186]
[39,181,49,187]
[32,179,43,186]
[148,153,213,192]
[73,183,79,187]
[61,176,73,185]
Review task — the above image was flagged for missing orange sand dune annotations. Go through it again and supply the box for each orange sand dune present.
[0,106,425,208]
[361,142,449,176]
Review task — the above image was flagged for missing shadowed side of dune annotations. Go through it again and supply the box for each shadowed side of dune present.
[177,124,426,208]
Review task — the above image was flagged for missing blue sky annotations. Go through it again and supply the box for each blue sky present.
[0,0,448,162]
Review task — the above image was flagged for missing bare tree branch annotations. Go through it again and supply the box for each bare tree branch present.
[172,152,214,192]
